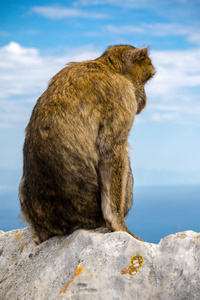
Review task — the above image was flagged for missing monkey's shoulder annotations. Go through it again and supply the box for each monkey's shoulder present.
[31,58,137,121]
[48,62,79,87]
[51,60,124,83]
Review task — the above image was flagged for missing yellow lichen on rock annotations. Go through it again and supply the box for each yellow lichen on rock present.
[121,255,144,276]
[130,255,144,269]
[31,234,38,238]
[19,242,27,249]
[59,266,83,294]
[74,266,83,277]
[15,234,22,241]
[128,265,138,276]
[59,280,73,294]
[121,268,129,275]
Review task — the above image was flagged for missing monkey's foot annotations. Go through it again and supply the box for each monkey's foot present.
[130,233,143,241]
[125,228,143,241]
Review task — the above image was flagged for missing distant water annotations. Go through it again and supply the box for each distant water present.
[0,185,199,244]
[0,188,26,232]
[126,185,200,243]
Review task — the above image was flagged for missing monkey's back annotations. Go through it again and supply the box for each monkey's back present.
[20,60,137,236]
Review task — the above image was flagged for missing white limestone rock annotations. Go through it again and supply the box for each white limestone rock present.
[0,227,200,300]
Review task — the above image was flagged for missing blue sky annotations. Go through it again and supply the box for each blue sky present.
[0,0,200,188]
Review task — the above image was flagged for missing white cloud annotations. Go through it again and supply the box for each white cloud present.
[187,33,200,45]
[0,42,200,127]
[0,31,9,36]
[105,25,145,34]
[145,23,189,36]
[148,48,200,93]
[0,42,49,99]
[149,104,200,115]
[0,42,100,99]
[0,99,34,128]
[0,42,101,128]
[150,112,179,122]
[146,23,200,45]
[3,42,38,56]
[106,23,200,45]
[0,185,16,190]
[32,5,108,19]
[74,0,197,11]
[74,0,148,8]
[144,48,200,123]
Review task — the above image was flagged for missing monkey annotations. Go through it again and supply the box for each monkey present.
[19,44,155,242]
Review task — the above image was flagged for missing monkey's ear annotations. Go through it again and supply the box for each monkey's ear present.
[131,48,148,62]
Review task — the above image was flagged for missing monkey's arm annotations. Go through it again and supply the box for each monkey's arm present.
[98,149,127,229]
[98,145,142,241]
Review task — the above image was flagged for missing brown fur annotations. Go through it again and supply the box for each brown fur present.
[19,44,155,242]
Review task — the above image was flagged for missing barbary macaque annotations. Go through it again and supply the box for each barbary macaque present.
[19,44,155,242]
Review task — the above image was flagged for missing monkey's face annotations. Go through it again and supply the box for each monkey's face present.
[100,45,155,114]
[136,57,155,84]
[123,49,155,114]
[125,52,155,85]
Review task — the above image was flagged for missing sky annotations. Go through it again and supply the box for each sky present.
[0,0,200,189]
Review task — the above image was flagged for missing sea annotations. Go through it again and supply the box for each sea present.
[0,185,199,244]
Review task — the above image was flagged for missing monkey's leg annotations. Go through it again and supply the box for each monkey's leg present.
[124,157,134,218]
[99,151,142,241]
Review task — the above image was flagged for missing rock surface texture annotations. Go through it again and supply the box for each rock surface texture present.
[0,227,200,300]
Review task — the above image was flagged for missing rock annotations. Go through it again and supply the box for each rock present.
[0,227,200,300]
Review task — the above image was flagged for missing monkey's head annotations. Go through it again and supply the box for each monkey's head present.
[100,45,155,114]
